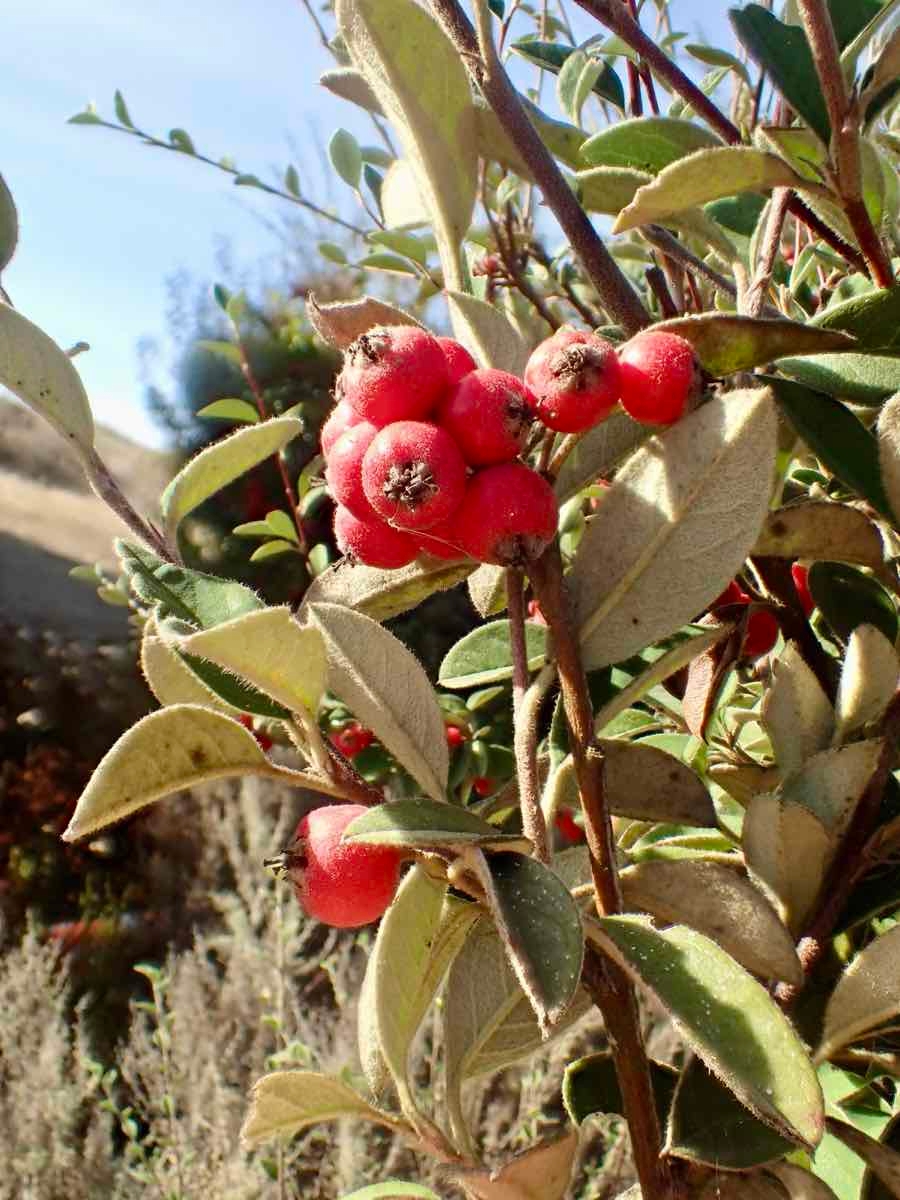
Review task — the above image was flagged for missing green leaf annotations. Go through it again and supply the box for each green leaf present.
[264,509,299,543]
[743,794,833,934]
[140,615,235,713]
[445,291,529,375]
[827,1118,900,1200]
[753,502,886,570]
[580,116,722,172]
[781,738,885,840]
[706,193,768,239]
[651,315,853,376]
[306,293,421,350]
[367,229,429,264]
[762,642,834,775]
[62,706,270,841]
[359,252,418,276]
[467,563,508,619]
[240,1072,398,1148]
[668,1057,796,1168]
[0,302,94,454]
[359,868,477,1116]
[557,49,596,125]
[319,67,384,115]
[685,43,751,81]
[284,163,301,196]
[827,0,884,51]
[478,852,584,1035]
[343,798,526,850]
[176,650,291,719]
[612,147,812,235]
[196,338,243,365]
[196,398,259,424]
[510,40,624,109]
[620,860,802,985]
[169,128,196,154]
[812,288,900,352]
[775,353,900,406]
[834,624,899,741]
[68,110,104,125]
[174,606,326,717]
[160,417,303,537]
[563,1052,677,1126]
[809,562,898,645]
[439,621,548,689]
[878,391,900,527]
[113,89,134,127]
[442,916,590,1148]
[116,540,263,628]
[571,389,777,670]
[336,0,477,291]
[0,172,19,275]
[307,603,449,801]
[328,128,363,188]
[765,375,893,519]
[302,555,473,622]
[819,925,900,1061]
[589,916,825,1149]
[729,5,831,144]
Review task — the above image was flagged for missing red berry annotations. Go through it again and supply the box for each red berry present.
[438,336,477,385]
[321,399,364,458]
[472,776,495,797]
[713,580,748,610]
[791,564,814,616]
[525,328,622,433]
[527,598,547,625]
[438,368,534,466]
[329,722,375,758]
[325,422,379,519]
[473,254,502,277]
[453,463,557,566]
[287,804,403,927]
[362,421,468,532]
[445,725,466,748]
[239,713,274,752]
[555,808,585,844]
[334,506,419,569]
[338,325,448,426]
[617,330,699,426]
[742,608,779,659]
[414,518,466,560]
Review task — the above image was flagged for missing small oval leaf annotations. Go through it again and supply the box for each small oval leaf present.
[819,925,900,1061]
[754,502,886,570]
[240,1071,398,1148]
[652,315,853,377]
[301,556,473,622]
[439,621,548,689]
[343,797,525,849]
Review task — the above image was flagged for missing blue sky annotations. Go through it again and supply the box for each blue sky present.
[1,0,732,449]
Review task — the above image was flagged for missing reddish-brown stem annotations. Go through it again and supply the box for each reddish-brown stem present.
[84,449,178,563]
[428,0,650,335]
[752,557,836,701]
[745,188,791,318]
[235,336,309,555]
[481,174,560,332]
[796,0,894,287]
[507,569,551,863]
[645,265,679,318]
[530,543,670,1200]
[777,691,900,1004]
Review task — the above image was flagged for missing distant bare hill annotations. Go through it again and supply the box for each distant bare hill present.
[0,397,176,638]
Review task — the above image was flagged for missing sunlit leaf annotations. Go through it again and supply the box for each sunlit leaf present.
[240,1071,399,1147]
[306,292,421,349]
[439,621,547,689]
[651,314,852,376]
[819,925,900,1061]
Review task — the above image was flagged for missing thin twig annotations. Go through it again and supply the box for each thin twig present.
[745,188,791,318]
[428,0,649,335]
[645,264,679,318]
[507,570,551,863]
[482,174,560,331]
[527,240,606,327]
[796,0,894,286]
[529,542,670,1200]
[83,449,178,562]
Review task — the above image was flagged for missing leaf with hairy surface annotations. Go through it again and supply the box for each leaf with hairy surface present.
[445,291,529,376]
[761,643,835,775]
[301,556,473,623]
[743,794,833,934]
[588,915,824,1149]
[446,1131,579,1200]
[439,621,548,689]
[651,315,853,376]
[819,925,900,1062]
[753,503,886,570]
[240,1072,402,1148]
[307,293,421,348]
[580,116,722,172]
[571,390,777,670]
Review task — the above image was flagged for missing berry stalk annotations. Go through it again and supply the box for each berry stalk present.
[506,568,550,864]
[529,541,671,1200]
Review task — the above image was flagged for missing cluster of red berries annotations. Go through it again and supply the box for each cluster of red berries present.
[323,323,698,570]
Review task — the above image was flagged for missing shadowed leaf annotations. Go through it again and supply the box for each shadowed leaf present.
[240,1071,399,1147]
[301,555,473,623]
[819,925,900,1061]
[439,621,548,688]
[762,643,834,775]
[754,503,885,570]
[652,314,853,376]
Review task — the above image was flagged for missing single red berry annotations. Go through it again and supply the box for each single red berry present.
[453,463,557,566]
[473,253,502,277]
[445,725,467,748]
[713,580,748,610]
[524,327,622,433]
[742,608,779,659]
[239,713,274,752]
[362,421,468,532]
[334,505,419,569]
[555,808,585,844]
[325,421,379,520]
[791,563,814,616]
[438,368,534,466]
[437,336,477,385]
[329,722,375,758]
[338,325,448,426]
[414,518,466,561]
[321,399,365,458]
[286,804,403,927]
[617,330,699,426]
[472,776,495,797]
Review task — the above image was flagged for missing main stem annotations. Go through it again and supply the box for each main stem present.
[428,0,649,335]
[530,544,670,1200]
